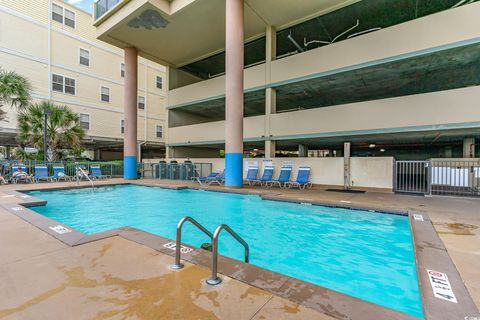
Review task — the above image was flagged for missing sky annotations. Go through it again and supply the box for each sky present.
[66,0,94,13]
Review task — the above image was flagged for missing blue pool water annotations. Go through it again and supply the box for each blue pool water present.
[27,185,423,317]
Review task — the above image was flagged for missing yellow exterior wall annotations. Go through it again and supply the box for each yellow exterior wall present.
[0,0,167,148]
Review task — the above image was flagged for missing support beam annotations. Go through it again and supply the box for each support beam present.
[264,26,277,160]
[124,47,138,179]
[298,144,308,157]
[224,0,244,187]
[265,140,276,159]
[463,137,475,158]
[344,142,351,190]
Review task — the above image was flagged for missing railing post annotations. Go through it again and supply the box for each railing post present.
[206,224,249,286]
[170,216,213,270]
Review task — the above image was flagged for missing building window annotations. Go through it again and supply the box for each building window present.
[156,76,163,89]
[79,48,90,67]
[101,86,110,102]
[52,74,63,92]
[64,9,75,28]
[64,77,76,95]
[138,96,145,109]
[156,125,163,138]
[120,63,125,78]
[120,120,125,134]
[51,3,75,28]
[52,74,75,95]
[52,3,63,23]
[80,113,90,130]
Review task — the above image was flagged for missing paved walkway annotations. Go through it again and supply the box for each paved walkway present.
[0,179,479,319]
[0,180,332,320]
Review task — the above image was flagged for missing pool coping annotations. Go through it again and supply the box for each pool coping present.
[1,182,478,320]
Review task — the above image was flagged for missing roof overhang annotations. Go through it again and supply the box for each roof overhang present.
[94,0,360,67]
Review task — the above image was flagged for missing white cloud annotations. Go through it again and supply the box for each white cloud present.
[68,0,83,4]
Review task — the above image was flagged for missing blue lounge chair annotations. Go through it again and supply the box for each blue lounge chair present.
[252,166,274,186]
[195,171,221,185]
[287,167,313,189]
[266,166,292,188]
[90,165,110,180]
[53,166,72,181]
[209,171,225,185]
[244,167,258,185]
[34,166,53,182]
[10,165,32,184]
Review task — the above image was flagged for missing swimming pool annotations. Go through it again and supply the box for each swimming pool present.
[27,184,423,317]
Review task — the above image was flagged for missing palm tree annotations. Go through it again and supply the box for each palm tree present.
[0,68,31,121]
[17,101,85,161]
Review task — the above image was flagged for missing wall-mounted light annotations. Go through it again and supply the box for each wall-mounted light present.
[369,144,376,148]
[380,148,386,152]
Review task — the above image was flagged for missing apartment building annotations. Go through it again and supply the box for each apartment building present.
[0,0,167,160]
[92,0,480,184]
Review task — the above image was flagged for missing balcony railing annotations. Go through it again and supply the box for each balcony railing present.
[94,0,121,20]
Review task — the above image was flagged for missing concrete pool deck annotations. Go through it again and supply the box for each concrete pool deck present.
[0,179,479,319]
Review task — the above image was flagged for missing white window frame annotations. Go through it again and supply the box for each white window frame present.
[156,125,163,138]
[64,8,76,28]
[138,96,145,109]
[52,3,63,24]
[156,76,163,89]
[51,73,76,96]
[120,119,125,134]
[100,86,110,103]
[79,113,90,131]
[51,3,76,29]
[79,48,90,67]
[120,63,125,78]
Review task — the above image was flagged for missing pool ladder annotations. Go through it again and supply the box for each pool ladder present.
[75,166,94,189]
[169,216,249,285]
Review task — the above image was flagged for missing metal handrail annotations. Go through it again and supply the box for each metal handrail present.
[76,166,94,189]
[170,216,213,270]
[206,224,249,285]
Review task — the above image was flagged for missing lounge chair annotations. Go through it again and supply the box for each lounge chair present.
[287,167,313,189]
[34,166,53,182]
[251,166,274,186]
[266,166,292,188]
[244,167,259,186]
[90,165,111,180]
[209,171,225,185]
[195,171,221,185]
[10,166,32,184]
[53,166,72,181]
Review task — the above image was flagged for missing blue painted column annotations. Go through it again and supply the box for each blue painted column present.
[124,47,138,179]
[224,0,244,187]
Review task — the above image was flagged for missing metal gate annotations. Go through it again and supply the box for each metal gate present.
[394,159,480,197]
[430,159,480,197]
[394,161,430,194]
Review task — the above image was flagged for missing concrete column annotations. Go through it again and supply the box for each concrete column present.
[344,142,351,190]
[265,140,276,158]
[124,47,138,179]
[264,26,277,160]
[224,0,244,187]
[463,137,475,158]
[6,146,11,159]
[298,144,308,157]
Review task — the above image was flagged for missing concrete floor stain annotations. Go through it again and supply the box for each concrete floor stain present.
[437,222,478,235]
[0,254,219,320]
[0,267,98,318]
